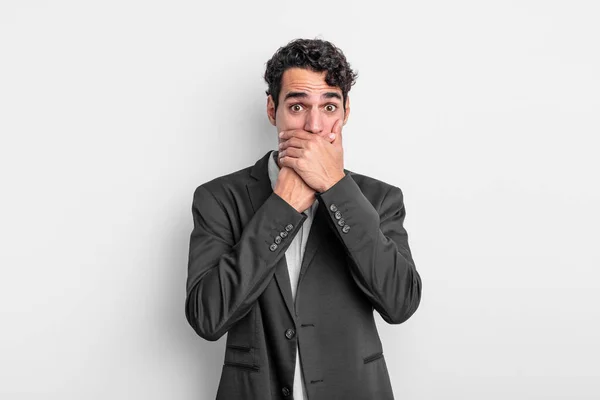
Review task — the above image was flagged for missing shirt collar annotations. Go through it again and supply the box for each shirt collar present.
[267,150,280,191]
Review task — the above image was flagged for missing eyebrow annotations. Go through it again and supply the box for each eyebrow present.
[283,91,342,101]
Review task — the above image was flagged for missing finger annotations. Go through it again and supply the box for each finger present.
[323,120,342,143]
[278,155,298,170]
[279,146,303,159]
[332,119,343,135]
[279,137,306,151]
[279,129,312,141]
[330,119,343,145]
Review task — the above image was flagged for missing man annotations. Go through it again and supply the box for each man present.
[185,38,422,400]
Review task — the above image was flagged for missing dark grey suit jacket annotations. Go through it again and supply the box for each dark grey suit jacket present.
[185,150,422,399]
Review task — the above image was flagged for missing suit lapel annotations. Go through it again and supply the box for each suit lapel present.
[297,202,326,286]
[245,150,343,322]
[246,150,297,322]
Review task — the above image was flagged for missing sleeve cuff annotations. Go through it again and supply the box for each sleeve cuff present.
[256,192,308,261]
[315,172,380,250]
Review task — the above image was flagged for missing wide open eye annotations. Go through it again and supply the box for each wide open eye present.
[290,104,304,112]
[325,104,338,112]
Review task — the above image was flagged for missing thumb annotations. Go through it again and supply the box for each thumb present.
[329,119,343,145]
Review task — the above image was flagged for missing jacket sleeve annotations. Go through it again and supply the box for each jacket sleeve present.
[185,184,307,341]
[315,173,422,324]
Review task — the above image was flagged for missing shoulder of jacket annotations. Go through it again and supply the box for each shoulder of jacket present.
[193,163,254,199]
[346,169,399,196]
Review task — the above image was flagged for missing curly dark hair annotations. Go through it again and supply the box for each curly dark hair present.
[264,38,358,113]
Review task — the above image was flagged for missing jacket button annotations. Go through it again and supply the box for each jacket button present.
[337,218,345,226]
[285,328,296,339]
[329,204,338,212]
[280,230,288,238]
[282,386,291,396]
[274,235,282,244]
[269,243,278,251]
[342,224,351,233]
[285,223,294,232]
[334,210,342,220]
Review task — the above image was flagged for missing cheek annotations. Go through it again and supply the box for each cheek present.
[276,110,304,131]
[324,116,341,132]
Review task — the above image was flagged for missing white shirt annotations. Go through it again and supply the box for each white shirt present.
[267,149,318,400]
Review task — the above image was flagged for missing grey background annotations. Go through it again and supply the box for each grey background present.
[1,1,599,399]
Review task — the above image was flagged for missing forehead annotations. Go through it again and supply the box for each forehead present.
[280,67,342,98]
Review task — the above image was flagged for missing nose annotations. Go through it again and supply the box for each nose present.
[304,108,323,134]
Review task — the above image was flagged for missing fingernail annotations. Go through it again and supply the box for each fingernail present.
[279,132,283,137]
[329,133,335,139]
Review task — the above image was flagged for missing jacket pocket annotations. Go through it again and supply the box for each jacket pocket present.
[223,306,257,368]
[363,351,384,364]
[226,344,252,352]
[223,360,260,372]
[224,343,257,369]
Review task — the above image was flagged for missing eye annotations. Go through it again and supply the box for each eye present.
[325,104,338,112]
[290,104,304,112]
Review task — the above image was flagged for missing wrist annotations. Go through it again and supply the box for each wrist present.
[320,171,345,192]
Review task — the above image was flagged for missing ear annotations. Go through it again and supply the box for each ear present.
[266,95,276,126]
[343,95,351,125]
